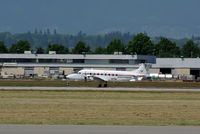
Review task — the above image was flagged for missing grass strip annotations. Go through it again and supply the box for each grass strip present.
[0,90,200,126]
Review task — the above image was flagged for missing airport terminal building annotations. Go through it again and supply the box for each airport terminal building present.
[0,53,155,78]
[0,53,200,80]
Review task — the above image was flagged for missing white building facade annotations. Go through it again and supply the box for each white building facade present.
[0,53,200,80]
[0,54,155,78]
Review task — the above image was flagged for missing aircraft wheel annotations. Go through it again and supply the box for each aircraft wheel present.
[98,84,102,87]
[104,84,107,87]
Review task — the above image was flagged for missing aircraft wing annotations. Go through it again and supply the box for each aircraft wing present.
[129,76,144,81]
[92,76,108,82]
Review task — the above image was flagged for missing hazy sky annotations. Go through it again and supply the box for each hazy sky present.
[0,0,200,38]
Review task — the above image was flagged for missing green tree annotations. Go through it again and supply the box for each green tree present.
[72,41,90,54]
[36,47,45,54]
[9,40,30,53]
[155,37,180,57]
[127,33,154,55]
[182,40,199,58]
[106,39,125,54]
[94,46,107,54]
[47,44,69,54]
[0,41,8,53]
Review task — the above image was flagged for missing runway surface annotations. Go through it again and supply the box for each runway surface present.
[0,86,200,91]
[0,125,200,134]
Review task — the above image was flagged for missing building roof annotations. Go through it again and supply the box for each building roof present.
[2,63,140,68]
[1,54,200,69]
[153,58,200,68]
[0,54,154,60]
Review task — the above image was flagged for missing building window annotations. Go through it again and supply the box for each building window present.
[109,59,129,64]
[135,60,146,64]
[116,68,126,71]
[190,69,200,79]
[73,59,85,63]
[49,67,59,70]
[24,67,34,70]
[66,59,73,63]
[0,58,36,63]
[160,68,172,74]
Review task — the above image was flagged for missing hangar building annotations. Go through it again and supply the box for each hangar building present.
[0,53,155,78]
[0,53,199,80]
[151,58,200,79]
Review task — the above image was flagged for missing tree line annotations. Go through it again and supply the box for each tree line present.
[0,31,133,49]
[0,33,200,58]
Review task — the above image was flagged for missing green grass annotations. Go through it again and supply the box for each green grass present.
[0,80,200,88]
[0,119,200,126]
[0,90,200,126]
[0,80,69,87]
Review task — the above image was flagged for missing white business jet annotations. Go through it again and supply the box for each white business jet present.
[66,64,149,87]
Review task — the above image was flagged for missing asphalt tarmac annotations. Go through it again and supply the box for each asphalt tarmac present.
[0,125,200,134]
[0,86,200,91]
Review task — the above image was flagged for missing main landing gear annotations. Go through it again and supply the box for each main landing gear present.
[98,83,108,87]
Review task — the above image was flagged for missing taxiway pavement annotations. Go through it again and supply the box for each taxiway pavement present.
[0,86,200,91]
[0,125,200,134]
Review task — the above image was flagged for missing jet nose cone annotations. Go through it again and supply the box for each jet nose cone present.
[66,73,84,81]
[66,74,74,79]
